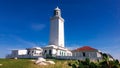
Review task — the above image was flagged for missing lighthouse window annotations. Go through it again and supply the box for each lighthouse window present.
[56,12,58,15]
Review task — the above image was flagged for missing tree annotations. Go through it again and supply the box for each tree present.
[89,62,98,68]
[68,58,120,68]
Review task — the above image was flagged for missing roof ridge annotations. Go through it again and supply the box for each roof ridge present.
[74,46,97,51]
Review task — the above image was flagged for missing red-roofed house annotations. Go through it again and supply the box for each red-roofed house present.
[72,46,102,60]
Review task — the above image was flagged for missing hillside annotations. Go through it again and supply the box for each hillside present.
[0,59,71,68]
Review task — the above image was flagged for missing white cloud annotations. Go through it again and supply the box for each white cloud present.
[31,23,46,31]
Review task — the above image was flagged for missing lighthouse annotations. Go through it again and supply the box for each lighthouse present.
[43,7,72,57]
[49,7,64,47]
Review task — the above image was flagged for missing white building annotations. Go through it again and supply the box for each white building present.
[9,50,27,57]
[43,7,72,58]
[72,46,102,61]
[26,47,43,56]
[43,45,72,58]
[6,47,43,59]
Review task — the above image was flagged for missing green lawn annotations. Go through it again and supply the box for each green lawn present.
[0,59,71,68]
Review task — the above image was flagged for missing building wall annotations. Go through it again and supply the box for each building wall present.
[43,47,72,57]
[6,48,43,59]
[49,19,58,46]
[58,19,64,47]
[52,49,56,54]
[56,56,102,61]
[72,51,101,59]
[49,18,64,47]
[27,49,43,56]
[11,50,27,56]
[97,52,102,57]
[18,50,27,55]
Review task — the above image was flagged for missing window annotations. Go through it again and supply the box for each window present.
[56,12,58,15]
[54,11,59,15]
[62,52,63,56]
[49,50,52,55]
[44,50,47,53]
[60,51,61,55]
[60,51,63,56]
[32,51,34,53]
[27,51,30,55]
[83,52,85,57]
[40,53,42,55]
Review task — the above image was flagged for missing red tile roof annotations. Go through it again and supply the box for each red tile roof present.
[73,46,98,51]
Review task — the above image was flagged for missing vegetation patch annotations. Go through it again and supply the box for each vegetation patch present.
[0,59,71,68]
[68,58,120,68]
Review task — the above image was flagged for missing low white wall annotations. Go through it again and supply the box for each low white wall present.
[6,54,42,59]
[56,56,102,61]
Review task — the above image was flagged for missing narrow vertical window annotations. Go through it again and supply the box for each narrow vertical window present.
[56,12,58,15]
[49,50,52,55]
[44,50,47,53]
[83,52,85,57]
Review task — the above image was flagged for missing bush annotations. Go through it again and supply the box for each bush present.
[68,58,120,68]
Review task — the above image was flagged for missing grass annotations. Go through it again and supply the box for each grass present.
[0,59,71,68]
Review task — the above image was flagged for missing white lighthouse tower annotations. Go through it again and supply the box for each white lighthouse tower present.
[49,7,64,47]
[43,7,72,57]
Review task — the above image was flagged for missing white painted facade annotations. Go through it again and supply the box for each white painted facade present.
[43,7,72,58]
[49,7,64,47]
[6,47,43,59]
[43,45,72,57]
[27,47,43,56]
[72,51,101,58]
[11,50,27,56]
[72,49,102,60]
[56,49,102,61]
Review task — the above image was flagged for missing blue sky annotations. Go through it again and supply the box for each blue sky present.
[0,0,120,59]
